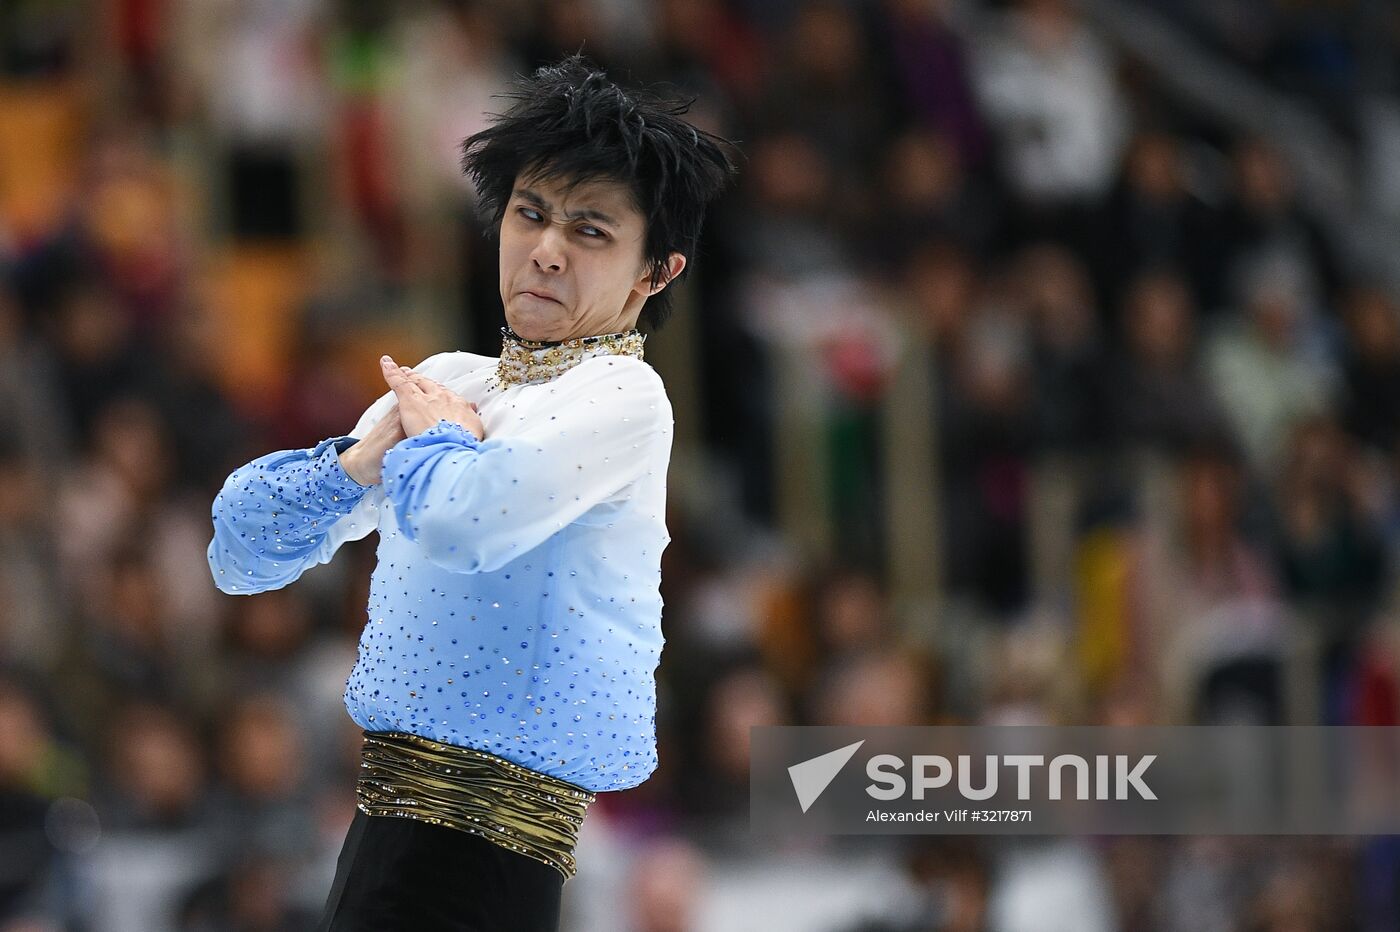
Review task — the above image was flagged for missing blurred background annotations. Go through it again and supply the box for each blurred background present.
[3,0,1400,928]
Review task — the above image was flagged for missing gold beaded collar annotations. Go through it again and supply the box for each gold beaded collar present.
[491,325,646,389]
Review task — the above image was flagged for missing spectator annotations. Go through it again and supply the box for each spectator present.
[1016,243,1105,453]
[1338,285,1400,452]
[628,837,709,932]
[1216,138,1344,316]
[1086,131,1225,316]
[938,290,1034,614]
[858,128,999,273]
[205,695,319,865]
[1107,269,1231,454]
[971,0,1129,208]
[874,0,991,171]
[808,647,937,727]
[1205,258,1336,475]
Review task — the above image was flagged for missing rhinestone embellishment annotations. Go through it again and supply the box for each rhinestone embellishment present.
[489,326,646,391]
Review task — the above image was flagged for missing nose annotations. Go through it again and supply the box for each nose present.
[530,222,566,273]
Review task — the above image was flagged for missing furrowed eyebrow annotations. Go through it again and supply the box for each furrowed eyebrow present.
[514,188,620,228]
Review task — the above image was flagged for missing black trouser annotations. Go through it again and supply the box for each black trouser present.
[315,808,565,931]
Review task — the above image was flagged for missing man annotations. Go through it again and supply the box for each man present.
[207,55,736,930]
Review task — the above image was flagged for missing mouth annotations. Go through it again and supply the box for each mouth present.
[519,289,562,304]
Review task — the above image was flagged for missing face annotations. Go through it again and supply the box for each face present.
[498,169,685,342]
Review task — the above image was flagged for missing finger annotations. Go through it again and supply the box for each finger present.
[381,357,420,393]
[404,371,442,390]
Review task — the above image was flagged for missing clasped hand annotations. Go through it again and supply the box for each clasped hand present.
[380,355,486,440]
[337,355,487,487]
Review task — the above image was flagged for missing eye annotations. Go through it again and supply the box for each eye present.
[517,207,543,222]
[578,225,607,239]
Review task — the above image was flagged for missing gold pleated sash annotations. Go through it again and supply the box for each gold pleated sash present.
[355,730,596,879]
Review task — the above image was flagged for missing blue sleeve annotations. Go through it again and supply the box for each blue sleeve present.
[207,434,373,594]
[380,359,671,574]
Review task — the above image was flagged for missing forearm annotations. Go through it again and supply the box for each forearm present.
[379,420,511,573]
[377,357,671,574]
[380,411,660,574]
[208,434,370,593]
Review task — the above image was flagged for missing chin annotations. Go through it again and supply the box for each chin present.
[504,306,567,342]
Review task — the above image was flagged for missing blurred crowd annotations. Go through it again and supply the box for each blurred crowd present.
[1144,0,1400,130]
[3,0,1400,929]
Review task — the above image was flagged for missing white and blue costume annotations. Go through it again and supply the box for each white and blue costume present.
[208,329,671,794]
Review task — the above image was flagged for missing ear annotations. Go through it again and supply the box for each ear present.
[642,252,687,296]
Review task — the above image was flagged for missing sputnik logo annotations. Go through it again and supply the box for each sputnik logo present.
[788,740,865,813]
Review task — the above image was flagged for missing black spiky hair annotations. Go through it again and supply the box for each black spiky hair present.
[460,54,740,332]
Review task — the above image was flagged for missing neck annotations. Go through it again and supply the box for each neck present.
[508,305,643,345]
[493,325,647,389]
[502,324,639,347]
